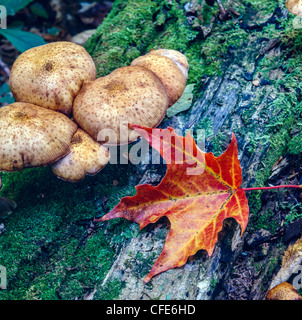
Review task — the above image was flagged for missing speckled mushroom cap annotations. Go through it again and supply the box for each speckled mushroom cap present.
[51,128,110,182]
[9,41,96,116]
[266,282,302,300]
[73,65,169,145]
[148,49,189,80]
[0,102,78,171]
[285,0,302,15]
[131,50,188,107]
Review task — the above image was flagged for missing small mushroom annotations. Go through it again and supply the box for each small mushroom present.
[0,102,78,171]
[9,41,96,116]
[147,49,189,80]
[130,49,189,107]
[266,282,302,300]
[51,128,110,182]
[285,0,302,15]
[73,65,169,145]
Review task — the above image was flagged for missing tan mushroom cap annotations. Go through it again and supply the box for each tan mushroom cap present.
[51,129,110,182]
[285,0,302,15]
[73,65,169,145]
[266,282,302,300]
[131,51,187,107]
[9,41,96,116]
[148,49,189,80]
[0,102,78,171]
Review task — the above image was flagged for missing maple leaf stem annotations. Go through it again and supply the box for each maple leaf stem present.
[242,185,302,191]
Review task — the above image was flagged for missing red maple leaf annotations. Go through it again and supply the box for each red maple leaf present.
[98,125,249,282]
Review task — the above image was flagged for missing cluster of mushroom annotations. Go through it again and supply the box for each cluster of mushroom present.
[0,41,189,182]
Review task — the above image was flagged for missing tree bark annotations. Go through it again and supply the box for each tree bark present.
[87,1,302,300]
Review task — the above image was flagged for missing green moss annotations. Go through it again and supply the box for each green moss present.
[245,124,292,218]
[288,131,302,155]
[84,0,165,77]
[243,61,302,218]
[84,0,251,83]
[244,0,282,15]
[94,278,126,300]
[123,250,158,281]
[249,207,279,233]
[134,251,158,279]
[284,203,302,224]
[0,162,138,299]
